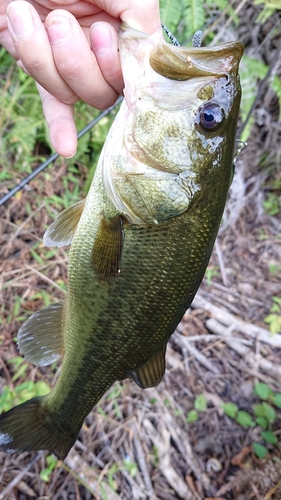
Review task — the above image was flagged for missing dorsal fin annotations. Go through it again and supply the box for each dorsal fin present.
[129,345,167,388]
[18,302,65,366]
[44,200,85,248]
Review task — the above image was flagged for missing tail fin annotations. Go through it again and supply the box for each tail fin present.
[0,397,78,459]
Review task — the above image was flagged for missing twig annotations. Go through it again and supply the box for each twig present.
[191,294,281,348]
[0,217,42,242]
[0,453,42,500]
[111,445,147,500]
[206,318,281,380]
[200,288,242,315]
[173,331,221,374]
[74,439,105,468]
[147,388,207,488]
[64,452,122,500]
[25,264,67,294]
[0,202,45,258]
[201,279,264,307]
[264,479,281,500]
[143,419,195,499]
[131,424,154,496]
[174,330,224,343]
[215,239,228,287]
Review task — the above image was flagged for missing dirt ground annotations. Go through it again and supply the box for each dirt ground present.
[0,2,281,499]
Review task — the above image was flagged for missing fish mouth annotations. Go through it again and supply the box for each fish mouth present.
[120,22,244,80]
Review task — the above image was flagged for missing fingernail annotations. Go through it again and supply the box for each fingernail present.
[46,17,72,45]
[7,2,34,38]
[64,150,77,159]
[91,23,113,55]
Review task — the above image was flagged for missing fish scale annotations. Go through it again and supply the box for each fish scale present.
[0,23,243,459]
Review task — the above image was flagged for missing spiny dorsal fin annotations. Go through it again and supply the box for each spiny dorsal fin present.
[92,215,124,282]
[129,345,167,389]
[44,199,85,248]
[18,302,65,366]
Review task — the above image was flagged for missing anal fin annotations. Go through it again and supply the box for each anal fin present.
[44,199,85,248]
[129,345,167,389]
[18,302,65,366]
[92,215,124,282]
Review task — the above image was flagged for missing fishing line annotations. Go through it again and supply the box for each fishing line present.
[0,96,123,207]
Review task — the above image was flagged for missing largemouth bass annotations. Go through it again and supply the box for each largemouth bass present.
[0,24,243,459]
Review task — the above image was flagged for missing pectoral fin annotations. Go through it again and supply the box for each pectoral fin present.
[129,345,167,389]
[18,302,65,366]
[92,215,124,281]
[43,200,85,247]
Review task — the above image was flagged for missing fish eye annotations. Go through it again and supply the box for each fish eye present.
[199,102,225,131]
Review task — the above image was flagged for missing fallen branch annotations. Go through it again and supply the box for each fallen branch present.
[65,452,122,500]
[146,388,209,490]
[191,294,281,348]
[143,419,195,500]
[131,423,154,497]
[206,318,281,381]
[0,453,42,500]
[172,332,221,374]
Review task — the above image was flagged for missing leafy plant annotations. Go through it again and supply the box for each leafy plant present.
[222,402,256,427]
[222,382,281,458]
[160,0,238,44]
[252,442,268,458]
[0,46,119,194]
[0,376,50,413]
[263,193,280,216]
[186,384,280,459]
[254,0,281,23]
[205,265,219,286]
[186,393,207,422]
[0,49,48,173]
[264,297,281,334]
[103,459,137,492]
[194,393,208,411]
[268,263,281,276]
[40,455,59,482]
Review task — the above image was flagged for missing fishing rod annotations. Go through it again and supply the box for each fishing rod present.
[0,96,123,207]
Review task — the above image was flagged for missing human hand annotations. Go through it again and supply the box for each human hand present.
[0,0,161,157]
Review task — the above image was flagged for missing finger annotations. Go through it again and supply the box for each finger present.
[94,0,161,35]
[37,84,77,158]
[45,10,119,109]
[121,0,162,34]
[90,22,124,96]
[0,27,18,58]
[6,1,78,104]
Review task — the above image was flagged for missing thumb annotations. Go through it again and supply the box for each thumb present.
[95,0,161,35]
